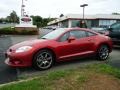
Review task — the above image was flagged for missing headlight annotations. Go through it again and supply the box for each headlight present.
[15,46,33,53]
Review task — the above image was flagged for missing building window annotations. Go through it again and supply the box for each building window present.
[71,20,81,27]
[91,20,99,27]
[61,20,68,28]
[71,20,88,28]
[99,20,116,27]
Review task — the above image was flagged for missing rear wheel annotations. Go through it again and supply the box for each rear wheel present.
[97,45,109,60]
[33,50,54,70]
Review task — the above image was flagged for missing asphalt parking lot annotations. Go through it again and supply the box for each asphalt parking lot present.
[0,29,52,84]
[0,29,120,84]
[0,36,17,84]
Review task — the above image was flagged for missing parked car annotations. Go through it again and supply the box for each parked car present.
[5,28,112,70]
[43,26,57,30]
[91,27,108,35]
[107,22,120,45]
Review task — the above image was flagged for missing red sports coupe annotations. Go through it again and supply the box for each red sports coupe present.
[5,28,112,70]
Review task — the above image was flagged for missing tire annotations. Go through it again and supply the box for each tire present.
[97,45,109,60]
[33,50,54,70]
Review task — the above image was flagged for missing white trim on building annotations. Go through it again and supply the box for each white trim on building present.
[48,14,120,27]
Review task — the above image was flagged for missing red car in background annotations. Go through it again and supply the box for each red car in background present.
[5,28,113,70]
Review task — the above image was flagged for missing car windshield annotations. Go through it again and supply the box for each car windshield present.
[40,28,66,40]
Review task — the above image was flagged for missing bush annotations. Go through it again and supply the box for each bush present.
[0,27,38,35]
[18,30,38,35]
[0,27,15,34]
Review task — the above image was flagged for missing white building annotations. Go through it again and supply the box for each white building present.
[48,14,120,28]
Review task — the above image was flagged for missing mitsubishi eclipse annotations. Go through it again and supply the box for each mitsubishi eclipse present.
[5,28,113,70]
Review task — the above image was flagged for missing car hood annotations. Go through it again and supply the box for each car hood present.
[9,39,47,50]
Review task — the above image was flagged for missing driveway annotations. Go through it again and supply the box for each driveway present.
[0,29,120,84]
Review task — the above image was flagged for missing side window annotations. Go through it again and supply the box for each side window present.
[87,32,96,37]
[59,32,69,42]
[111,23,120,31]
[70,30,86,39]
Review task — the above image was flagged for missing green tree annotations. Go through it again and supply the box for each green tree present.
[31,16,42,28]
[31,16,55,28]
[0,18,5,23]
[9,11,19,23]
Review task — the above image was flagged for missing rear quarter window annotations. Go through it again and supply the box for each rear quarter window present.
[86,31,97,37]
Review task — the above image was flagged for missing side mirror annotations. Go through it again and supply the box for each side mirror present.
[68,36,76,43]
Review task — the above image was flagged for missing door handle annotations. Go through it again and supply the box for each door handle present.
[88,39,91,41]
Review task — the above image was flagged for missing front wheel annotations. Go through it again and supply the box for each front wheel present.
[33,50,54,70]
[97,45,109,60]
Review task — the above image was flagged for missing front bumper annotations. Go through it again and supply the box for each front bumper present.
[5,58,29,67]
[5,50,34,67]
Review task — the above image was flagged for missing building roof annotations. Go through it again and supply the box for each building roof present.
[48,14,120,25]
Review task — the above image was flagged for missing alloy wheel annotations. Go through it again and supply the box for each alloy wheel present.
[98,45,109,60]
[33,50,54,70]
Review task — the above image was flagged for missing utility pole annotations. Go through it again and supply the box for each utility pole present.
[21,0,27,17]
[80,4,88,20]
[80,4,88,28]
[21,0,23,16]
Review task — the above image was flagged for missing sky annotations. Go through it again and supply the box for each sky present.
[0,0,120,18]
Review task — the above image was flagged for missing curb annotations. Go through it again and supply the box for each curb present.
[0,77,39,87]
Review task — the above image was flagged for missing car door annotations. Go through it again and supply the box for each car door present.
[69,30,95,55]
[109,23,120,40]
[56,30,95,60]
[56,31,78,60]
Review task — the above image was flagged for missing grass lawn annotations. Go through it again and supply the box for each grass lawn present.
[0,64,120,90]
